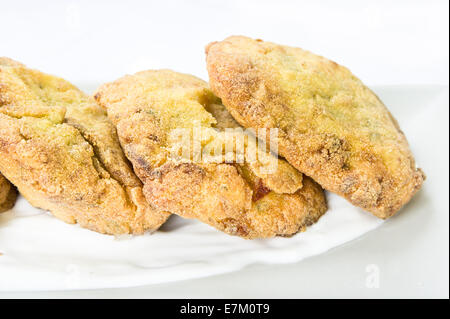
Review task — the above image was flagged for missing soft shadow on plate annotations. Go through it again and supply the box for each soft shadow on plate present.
[158,215,193,232]
[378,187,433,252]
[0,196,45,228]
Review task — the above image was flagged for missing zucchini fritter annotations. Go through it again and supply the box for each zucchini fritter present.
[95,70,327,239]
[0,58,169,234]
[206,36,425,218]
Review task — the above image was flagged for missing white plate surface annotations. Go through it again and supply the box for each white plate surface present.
[0,85,447,292]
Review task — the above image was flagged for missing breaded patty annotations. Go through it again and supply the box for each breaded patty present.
[0,174,17,213]
[95,70,327,239]
[0,57,169,234]
[206,36,425,218]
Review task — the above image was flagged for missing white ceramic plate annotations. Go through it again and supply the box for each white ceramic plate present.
[0,85,446,292]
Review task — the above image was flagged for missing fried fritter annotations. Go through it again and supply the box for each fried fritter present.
[0,174,17,213]
[206,36,425,219]
[0,57,169,234]
[94,70,327,239]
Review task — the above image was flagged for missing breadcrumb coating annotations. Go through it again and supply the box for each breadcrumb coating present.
[206,36,425,218]
[95,70,327,238]
[0,57,169,234]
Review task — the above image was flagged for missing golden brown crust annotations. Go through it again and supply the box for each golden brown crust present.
[0,174,17,213]
[206,36,425,218]
[0,58,169,234]
[95,70,327,239]
[204,102,304,194]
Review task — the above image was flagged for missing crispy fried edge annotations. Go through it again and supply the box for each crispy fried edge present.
[0,174,17,213]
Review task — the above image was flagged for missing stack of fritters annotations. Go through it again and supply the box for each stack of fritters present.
[0,36,425,239]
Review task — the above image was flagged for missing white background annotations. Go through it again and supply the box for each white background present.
[1,0,448,87]
[0,0,448,298]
